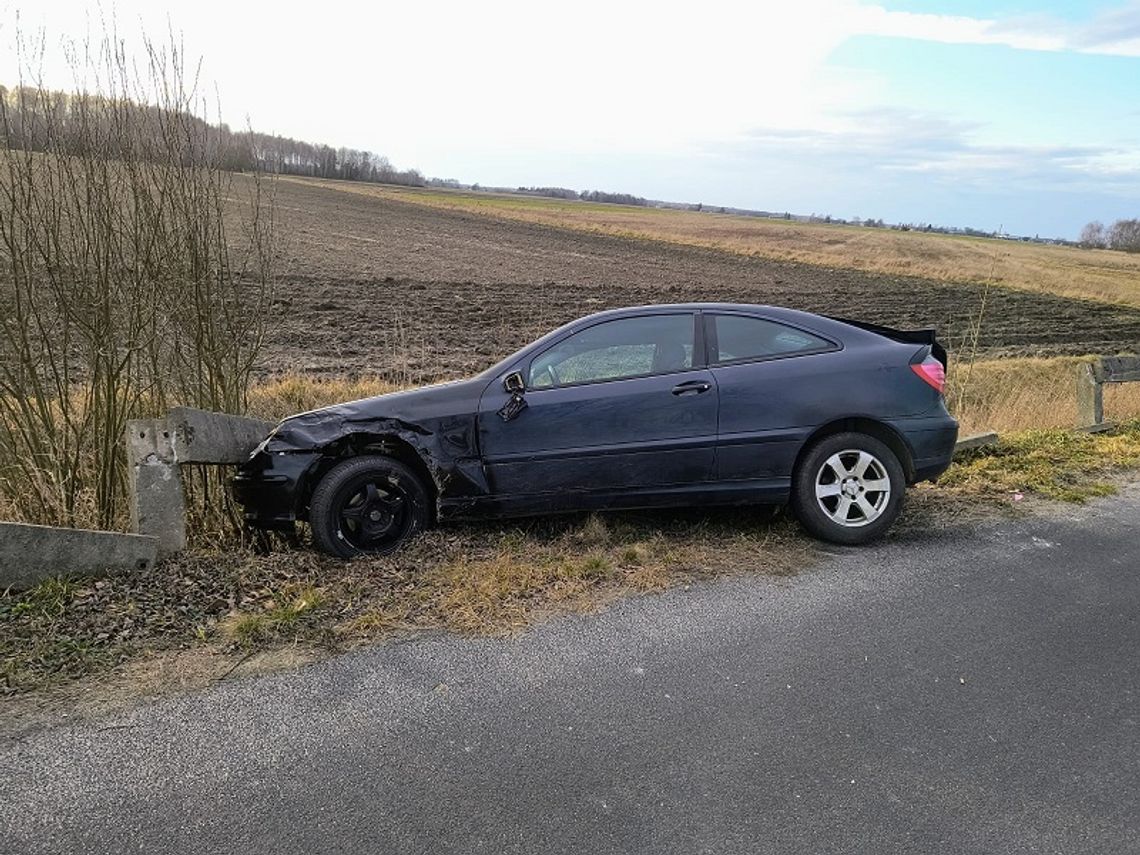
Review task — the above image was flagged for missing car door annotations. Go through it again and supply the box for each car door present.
[706,312,843,482]
[478,312,718,498]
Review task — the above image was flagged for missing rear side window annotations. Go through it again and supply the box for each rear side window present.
[712,315,833,363]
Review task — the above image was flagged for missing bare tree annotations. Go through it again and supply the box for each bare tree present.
[0,23,275,529]
[1080,220,1107,249]
[1107,219,1140,253]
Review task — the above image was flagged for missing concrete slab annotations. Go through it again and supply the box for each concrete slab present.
[169,407,273,465]
[954,432,999,453]
[0,522,158,591]
[1078,421,1116,435]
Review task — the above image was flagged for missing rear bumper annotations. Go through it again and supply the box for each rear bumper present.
[231,450,322,529]
[888,414,959,484]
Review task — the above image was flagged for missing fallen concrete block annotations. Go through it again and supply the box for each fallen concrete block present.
[954,432,999,454]
[0,522,158,591]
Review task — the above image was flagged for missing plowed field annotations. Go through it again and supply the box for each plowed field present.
[261,177,1140,380]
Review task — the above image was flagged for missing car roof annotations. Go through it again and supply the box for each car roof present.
[569,303,849,332]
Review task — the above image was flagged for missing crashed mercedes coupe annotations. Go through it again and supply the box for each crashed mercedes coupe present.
[233,304,958,557]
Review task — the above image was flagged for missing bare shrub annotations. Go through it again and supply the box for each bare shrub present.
[0,24,275,530]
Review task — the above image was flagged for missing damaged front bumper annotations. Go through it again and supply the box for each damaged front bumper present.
[231,449,323,530]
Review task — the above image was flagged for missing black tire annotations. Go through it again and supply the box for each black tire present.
[791,432,905,545]
[309,456,430,558]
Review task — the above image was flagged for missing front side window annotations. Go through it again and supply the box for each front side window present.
[529,314,695,389]
[712,315,833,363]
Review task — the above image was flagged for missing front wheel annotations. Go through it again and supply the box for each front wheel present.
[309,456,430,558]
[791,432,905,545]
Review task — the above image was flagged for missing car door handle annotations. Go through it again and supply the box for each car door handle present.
[671,380,712,395]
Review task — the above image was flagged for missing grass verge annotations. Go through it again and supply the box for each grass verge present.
[2,508,809,697]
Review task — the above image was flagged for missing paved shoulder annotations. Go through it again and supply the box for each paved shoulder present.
[3,489,1139,854]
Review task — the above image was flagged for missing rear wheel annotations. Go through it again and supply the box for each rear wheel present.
[791,432,905,545]
[309,456,430,558]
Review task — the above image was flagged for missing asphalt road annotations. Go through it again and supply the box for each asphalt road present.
[3,489,1139,855]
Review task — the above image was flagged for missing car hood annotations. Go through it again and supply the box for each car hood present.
[266,377,488,451]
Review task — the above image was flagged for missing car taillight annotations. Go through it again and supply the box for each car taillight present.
[911,355,946,394]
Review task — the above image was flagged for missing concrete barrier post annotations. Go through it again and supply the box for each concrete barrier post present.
[1076,362,1104,428]
[126,418,186,556]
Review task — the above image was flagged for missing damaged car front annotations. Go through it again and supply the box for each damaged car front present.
[232,379,494,557]
[232,408,344,531]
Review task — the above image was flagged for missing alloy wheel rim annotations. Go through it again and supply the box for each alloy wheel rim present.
[814,449,891,528]
[336,478,411,550]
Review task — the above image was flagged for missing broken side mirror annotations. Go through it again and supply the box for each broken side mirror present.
[503,370,526,394]
[498,370,528,422]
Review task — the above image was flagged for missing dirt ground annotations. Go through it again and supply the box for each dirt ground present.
[260,177,1140,380]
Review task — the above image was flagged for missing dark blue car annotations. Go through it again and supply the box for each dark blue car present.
[233,304,958,556]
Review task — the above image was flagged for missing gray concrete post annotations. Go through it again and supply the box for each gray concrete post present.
[126,418,186,556]
[1076,362,1104,428]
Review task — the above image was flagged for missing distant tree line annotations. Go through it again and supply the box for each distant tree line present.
[582,190,648,206]
[1080,219,1140,252]
[516,186,579,200]
[243,132,423,185]
[0,84,425,186]
[514,186,649,206]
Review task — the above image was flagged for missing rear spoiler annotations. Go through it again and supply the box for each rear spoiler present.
[826,316,948,368]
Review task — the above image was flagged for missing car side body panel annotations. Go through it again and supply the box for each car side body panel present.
[477,367,719,497]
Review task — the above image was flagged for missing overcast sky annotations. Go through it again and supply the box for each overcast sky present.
[4,0,1139,237]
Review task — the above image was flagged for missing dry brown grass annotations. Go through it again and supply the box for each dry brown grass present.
[281,178,1140,309]
[949,356,1140,434]
[247,374,403,421]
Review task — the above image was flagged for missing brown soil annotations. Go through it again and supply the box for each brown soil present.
[260,177,1140,380]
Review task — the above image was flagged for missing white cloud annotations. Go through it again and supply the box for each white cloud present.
[851,1,1140,57]
[725,107,1138,199]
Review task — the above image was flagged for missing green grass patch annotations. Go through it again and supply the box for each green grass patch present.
[220,584,327,648]
[942,420,1140,501]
